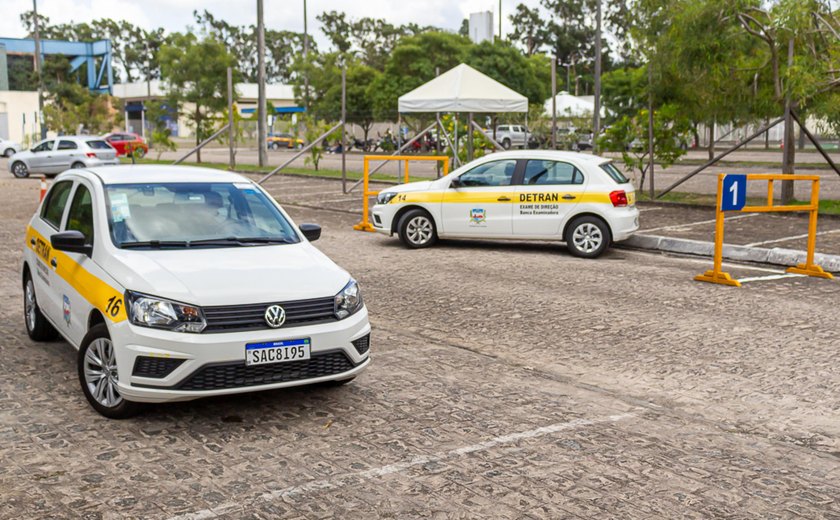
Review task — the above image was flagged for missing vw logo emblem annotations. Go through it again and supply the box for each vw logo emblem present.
[264,305,286,328]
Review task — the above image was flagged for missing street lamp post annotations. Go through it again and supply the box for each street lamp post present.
[257,0,267,167]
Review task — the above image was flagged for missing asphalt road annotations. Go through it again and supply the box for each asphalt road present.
[1,173,839,518]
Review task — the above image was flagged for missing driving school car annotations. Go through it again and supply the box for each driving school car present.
[371,151,639,258]
[22,165,370,418]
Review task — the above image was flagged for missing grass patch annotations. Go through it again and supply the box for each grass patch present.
[127,157,429,183]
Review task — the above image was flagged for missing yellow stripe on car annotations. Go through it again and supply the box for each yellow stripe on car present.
[390,191,613,204]
[26,226,127,323]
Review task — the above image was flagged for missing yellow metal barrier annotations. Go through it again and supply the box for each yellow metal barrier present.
[695,173,834,287]
[353,155,450,232]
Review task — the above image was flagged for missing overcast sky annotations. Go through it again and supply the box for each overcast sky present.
[3,0,534,48]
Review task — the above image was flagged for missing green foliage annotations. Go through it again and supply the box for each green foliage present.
[598,104,692,183]
[299,116,339,171]
[601,67,646,123]
[159,34,239,161]
[466,41,549,105]
[43,83,119,134]
[439,114,493,162]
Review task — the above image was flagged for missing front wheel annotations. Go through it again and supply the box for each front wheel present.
[3,148,14,158]
[398,209,437,249]
[565,216,611,258]
[11,161,28,178]
[78,324,143,419]
[23,274,58,341]
[502,138,511,150]
[71,162,85,169]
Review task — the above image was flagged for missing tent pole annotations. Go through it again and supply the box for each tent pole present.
[454,113,459,165]
[396,114,401,176]
[551,55,557,150]
[467,112,474,161]
[436,111,441,177]
[525,113,529,150]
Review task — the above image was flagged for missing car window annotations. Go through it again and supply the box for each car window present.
[457,160,516,187]
[40,181,74,228]
[522,160,583,185]
[600,162,630,184]
[58,140,78,150]
[105,182,301,248]
[32,141,54,153]
[66,184,94,245]
[86,140,112,150]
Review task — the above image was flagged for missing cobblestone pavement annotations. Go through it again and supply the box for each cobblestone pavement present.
[1,175,839,519]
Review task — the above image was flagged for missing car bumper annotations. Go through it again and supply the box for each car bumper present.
[371,204,396,235]
[112,306,371,403]
[611,206,640,242]
[85,158,120,167]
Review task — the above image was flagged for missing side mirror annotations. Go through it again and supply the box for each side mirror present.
[450,177,461,189]
[299,223,321,242]
[51,231,93,256]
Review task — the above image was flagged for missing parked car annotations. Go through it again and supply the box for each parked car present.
[103,132,149,158]
[495,125,530,149]
[9,137,119,178]
[371,151,639,258]
[1,138,22,158]
[22,165,370,418]
[268,133,304,150]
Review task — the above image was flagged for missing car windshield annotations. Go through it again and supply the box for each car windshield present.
[105,182,301,249]
[600,162,630,184]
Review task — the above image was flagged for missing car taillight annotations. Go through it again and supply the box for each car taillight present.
[609,190,628,207]
[86,152,97,158]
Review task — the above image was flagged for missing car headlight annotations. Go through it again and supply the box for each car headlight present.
[377,192,398,205]
[334,279,363,319]
[125,291,206,333]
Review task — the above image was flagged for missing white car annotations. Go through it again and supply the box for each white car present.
[371,151,639,258]
[1,137,22,158]
[22,166,370,418]
[9,136,119,178]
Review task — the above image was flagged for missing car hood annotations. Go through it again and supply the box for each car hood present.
[384,180,436,194]
[104,243,350,306]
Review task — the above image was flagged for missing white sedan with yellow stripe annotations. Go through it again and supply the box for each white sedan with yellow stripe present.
[371,151,639,258]
[22,166,370,418]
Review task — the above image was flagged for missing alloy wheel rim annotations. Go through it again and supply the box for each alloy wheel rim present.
[84,338,123,408]
[406,216,433,245]
[25,281,37,331]
[572,223,603,253]
[13,163,26,176]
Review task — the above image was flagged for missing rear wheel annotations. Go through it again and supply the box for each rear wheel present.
[78,324,143,419]
[3,148,14,158]
[71,162,85,169]
[502,138,511,150]
[23,273,58,341]
[565,216,611,258]
[398,209,437,249]
[11,161,28,178]
[270,142,279,150]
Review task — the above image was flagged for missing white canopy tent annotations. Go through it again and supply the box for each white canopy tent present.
[395,64,528,164]
[543,91,605,118]
[398,63,528,113]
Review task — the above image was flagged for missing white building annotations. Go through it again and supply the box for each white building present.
[0,90,40,144]
[469,12,494,44]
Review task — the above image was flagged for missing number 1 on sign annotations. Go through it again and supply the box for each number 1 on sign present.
[729,180,738,206]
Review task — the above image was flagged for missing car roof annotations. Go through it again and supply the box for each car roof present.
[66,165,253,185]
[474,150,611,165]
[53,135,109,141]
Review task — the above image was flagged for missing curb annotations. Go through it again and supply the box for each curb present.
[619,234,840,273]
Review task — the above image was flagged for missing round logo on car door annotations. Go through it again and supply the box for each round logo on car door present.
[264,305,286,328]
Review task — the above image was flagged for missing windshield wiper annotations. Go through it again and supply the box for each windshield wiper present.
[188,236,297,247]
[120,240,189,249]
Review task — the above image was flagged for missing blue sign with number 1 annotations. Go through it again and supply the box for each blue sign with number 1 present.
[721,174,747,211]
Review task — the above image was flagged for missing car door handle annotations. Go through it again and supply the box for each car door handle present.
[50,258,57,268]
[562,194,577,200]
[497,196,511,202]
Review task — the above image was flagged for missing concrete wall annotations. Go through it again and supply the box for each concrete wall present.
[0,90,40,144]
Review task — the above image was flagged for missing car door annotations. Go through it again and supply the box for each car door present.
[27,179,74,324]
[513,159,586,236]
[28,140,55,172]
[55,140,81,171]
[106,135,125,155]
[52,180,99,346]
[439,159,517,237]
[513,126,525,147]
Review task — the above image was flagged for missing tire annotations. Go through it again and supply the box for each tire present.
[3,148,14,158]
[11,161,29,178]
[71,162,85,169]
[270,142,279,150]
[565,216,612,259]
[398,209,437,249]
[23,273,58,341]
[502,138,511,150]
[77,324,143,419]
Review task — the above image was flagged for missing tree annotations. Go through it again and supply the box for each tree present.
[311,60,381,142]
[159,34,238,162]
[43,83,120,135]
[509,4,546,56]
[466,41,550,105]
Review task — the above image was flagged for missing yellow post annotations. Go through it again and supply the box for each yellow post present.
[694,174,741,287]
[404,159,409,184]
[767,179,774,207]
[353,156,376,232]
[786,177,833,279]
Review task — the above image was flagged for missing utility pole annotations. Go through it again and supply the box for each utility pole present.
[32,0,46,139]
[647,64,655,199]
[593,0,602,155]
[257,0,267,167]
[227,66,235,170]
[498,0,502,41]
[303,0,310,111]
[341,65,346,193]
[781,38,795,204]
[551,56,557,150]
